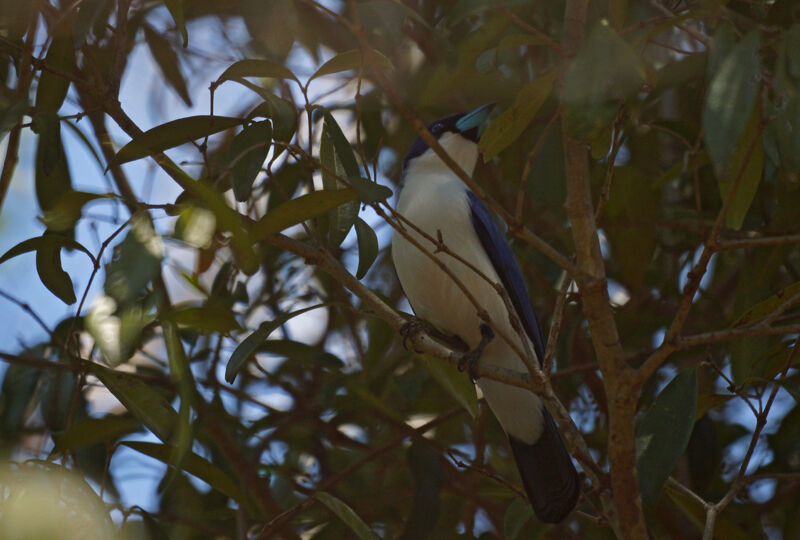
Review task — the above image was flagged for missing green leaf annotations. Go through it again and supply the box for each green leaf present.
[162,321,195,493]
[479,71,556,159]
[0,234,92,265]
[165,304,241,333]
[563,22,646,137]
[0,93,27,136]
[34,38,75,113]
[503,497,534,539]
[144,24,192,106]
[110,116,243,167]
[320,111,359,246]
[87,297,154,366]
[636,366,698,505]
[703,30,761,177]
[122,441,245,502]
[229,120,271,202]
[773,26,800,172]
[225,303,333,383]
[400,441,443,540]
[89,363,177,442]
[249,189,358,242]
[0,364,41,436]
[35,115,73,214]
[232,79,298,143]
[259,339,343,368]
[174,205,216,248]
[52,416,141,455]
[314,491,379,540]
[217,58,298,83]
[105,215,163,304]
[36,234,76,304]
[604,167,657,288]
[40,191,111,232]
[163,0,188,47]
[446,0,532,27]
[732,281,800,328]
[308,49,393,83]
[417,354,478,419]
[354,218,378,279]
[716,107,763,230]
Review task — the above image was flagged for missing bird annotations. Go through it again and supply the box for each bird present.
[391,103,580,523]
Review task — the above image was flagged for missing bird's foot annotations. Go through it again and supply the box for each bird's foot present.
[400,318,470,352]
[458,324,495,381]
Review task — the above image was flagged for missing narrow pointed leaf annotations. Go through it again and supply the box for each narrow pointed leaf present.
[703,30,761,177]
[52,416,141,455]
[34,38,75,112]
[36,235,76,304]
[230,120,271,202]
[225,303,333,383]
[0,234,92,265]
[122,441,245,502]
[320,113,359,246]
[144,24,192,106]
[636,366,698,505]
[716,108,763,230]
[309,49,392,83]
[163,0,188,47]
[249,189,357,242]
[314,491,379,540]
[354,218,378,279]
[110,116,243,167]
[89,363,177,442]
[218,59,297,83]
[732,281,800,328]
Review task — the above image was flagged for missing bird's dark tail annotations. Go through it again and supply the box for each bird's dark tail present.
[508,408,580,523]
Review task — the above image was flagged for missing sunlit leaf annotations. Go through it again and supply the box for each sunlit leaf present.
[636,366,698,505]
[314,491,379,540]
[110,116,243,167]
[40,190,111,231]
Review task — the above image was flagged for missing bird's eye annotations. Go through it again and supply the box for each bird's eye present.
[430,122,443,134]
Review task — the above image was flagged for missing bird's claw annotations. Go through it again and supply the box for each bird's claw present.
[400,318,435,351]
[458,324,495,382]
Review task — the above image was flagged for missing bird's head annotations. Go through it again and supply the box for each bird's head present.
[402,103,495,176]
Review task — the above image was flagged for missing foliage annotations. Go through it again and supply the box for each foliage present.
[1,0,800,538]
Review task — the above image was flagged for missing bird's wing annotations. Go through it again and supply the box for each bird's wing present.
[466,191,545,362]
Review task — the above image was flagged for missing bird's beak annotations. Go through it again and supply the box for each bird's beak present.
[455,103,495,137]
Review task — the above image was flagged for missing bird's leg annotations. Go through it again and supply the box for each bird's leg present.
[400,317,469,352]
[458,324,495,381]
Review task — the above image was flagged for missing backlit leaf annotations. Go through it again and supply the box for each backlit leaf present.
[218,58,297,83]
[229,120,271,201]
[314,491,379,540]
[716,108,763,230]
[636,366,697,505]
[249,189,358,242]
[144,24,192,106]
[703,29,761,177]
[732,281,800,328]
[354,218,378,279]
[417,354,478,419]
[309,49,392,83]
[89,363,177,442]
[110,116,243,167]
[503,497,534,539]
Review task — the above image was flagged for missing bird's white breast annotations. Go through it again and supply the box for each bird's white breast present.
[392,166,544,443]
